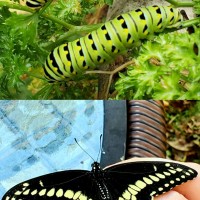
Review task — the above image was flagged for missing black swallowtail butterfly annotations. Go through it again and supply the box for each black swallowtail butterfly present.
[43,5,183,82]
[3,160,197,199]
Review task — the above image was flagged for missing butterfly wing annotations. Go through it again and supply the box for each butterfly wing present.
[104,161,198,200]
[2,170,97,200]
[3,161,198,200]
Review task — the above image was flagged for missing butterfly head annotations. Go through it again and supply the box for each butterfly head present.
[91,162,101,172]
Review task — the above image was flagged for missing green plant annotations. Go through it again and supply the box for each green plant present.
[115,27,200,99]
[0,0,108,99]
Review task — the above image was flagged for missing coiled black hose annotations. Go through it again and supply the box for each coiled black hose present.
[125,100,167,159]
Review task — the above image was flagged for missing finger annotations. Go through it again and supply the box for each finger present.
[172,162,200,200]
[106,157,193,166]
[155,190,188,200]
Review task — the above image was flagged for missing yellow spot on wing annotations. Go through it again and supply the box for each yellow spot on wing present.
[165,163,171,167]
[23,189,30,195]
[79,194,88,200]
[143,177,153,184]
[31,189,37,195]
[74,191,81,199]
[122,190,131,199]
[15,190,23,195]
[149,175,159,182]
[39,189,46,196]
[156,173,165,179]
[168,169,176,174]
[135,180,146,189]
[56,188,64,197]
[185,172,191,176]
[181,175,186,179]
[176,168,183,172]
[128,187,138,195]
[163,171,171,176]
[64,190,74,198]
[150,191,157,196]
[47,188,55,197]
[188,169,194,174]
[23,183,29,187]
[164,183,170,187]
[129,184,141,191]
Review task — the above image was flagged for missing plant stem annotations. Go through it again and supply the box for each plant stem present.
[42,13,75,29]
[37,0,53,16]
[41,23,102,49]
[165,0,195,7]
[181,17,200,28]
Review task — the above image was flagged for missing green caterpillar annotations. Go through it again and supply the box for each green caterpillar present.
[26,0,47,8]
[44,5,183,82]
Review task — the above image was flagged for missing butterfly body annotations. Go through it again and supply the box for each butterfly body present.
[3,161,197,200]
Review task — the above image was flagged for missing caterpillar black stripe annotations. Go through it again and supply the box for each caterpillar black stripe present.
[44,5,183,82]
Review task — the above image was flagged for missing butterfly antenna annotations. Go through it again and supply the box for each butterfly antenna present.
[74,138,95,162]
[96,134,103,162]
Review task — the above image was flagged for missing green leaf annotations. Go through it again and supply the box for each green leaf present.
[5,12,39,44]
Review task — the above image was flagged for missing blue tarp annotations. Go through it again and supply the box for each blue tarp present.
[0,100,104,198]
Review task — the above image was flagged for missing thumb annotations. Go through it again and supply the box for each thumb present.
[155,191,188,200]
